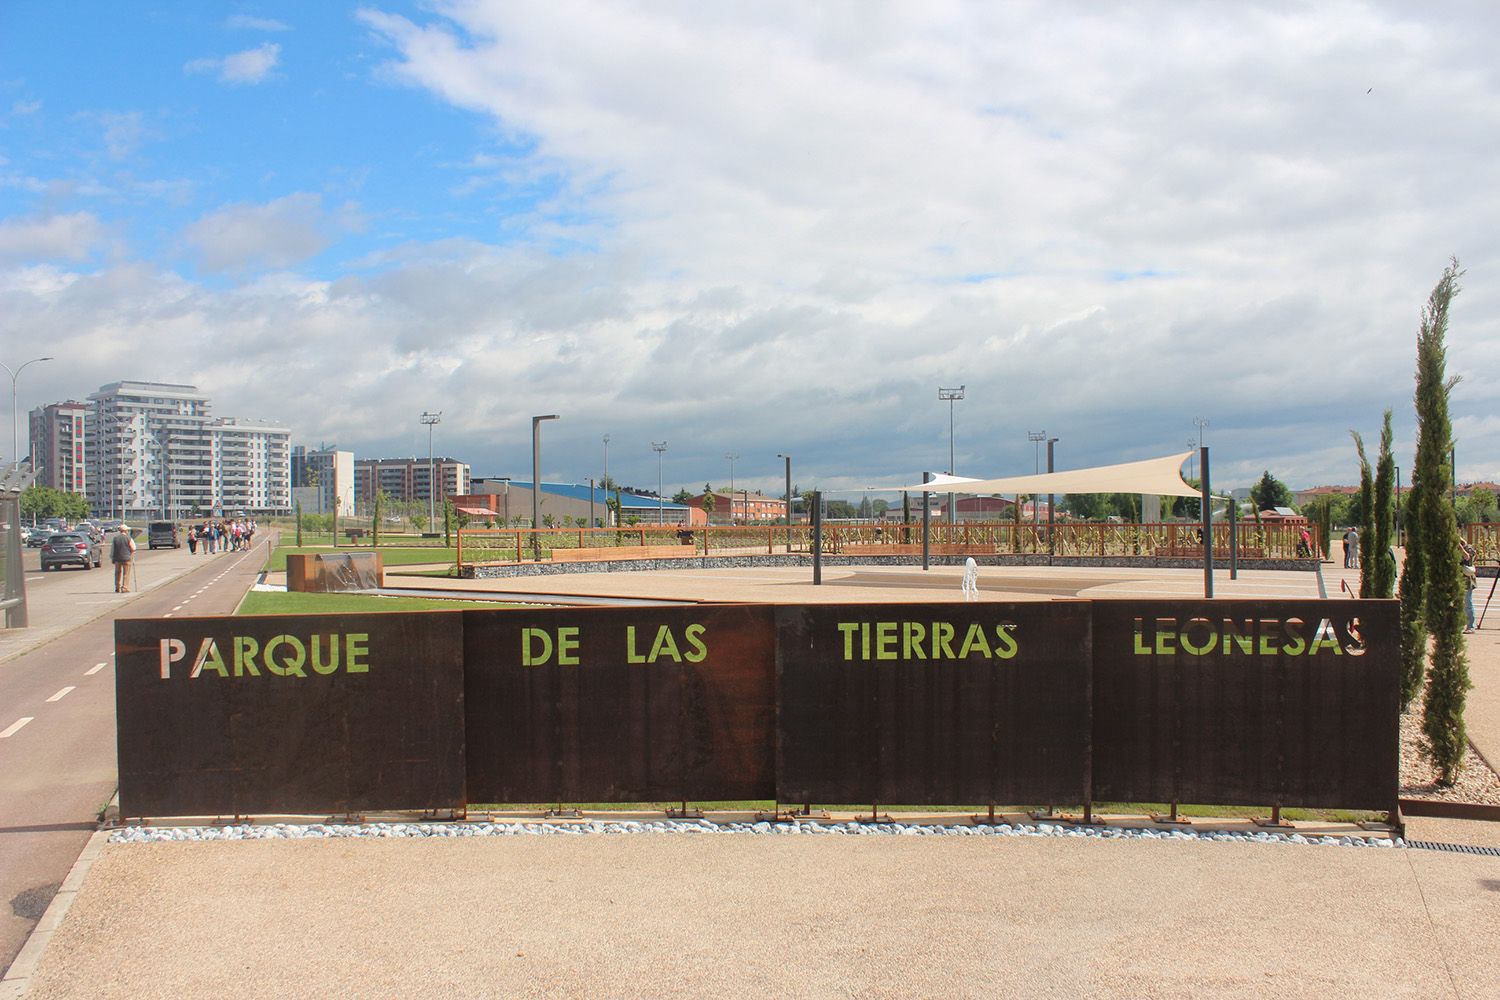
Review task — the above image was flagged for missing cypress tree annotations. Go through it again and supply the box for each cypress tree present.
[1413,259,1468,784]
[1351,430,1375,597]
[1372,410,1397,599]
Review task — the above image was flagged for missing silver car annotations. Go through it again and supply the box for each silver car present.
[40,532,103,571]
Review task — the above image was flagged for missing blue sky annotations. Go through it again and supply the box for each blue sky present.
[3,2,1499,499]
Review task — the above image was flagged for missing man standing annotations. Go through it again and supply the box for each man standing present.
[111,525,137,593]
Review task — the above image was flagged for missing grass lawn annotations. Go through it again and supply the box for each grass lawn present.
[237,591,513,615]
[265,545,458,572]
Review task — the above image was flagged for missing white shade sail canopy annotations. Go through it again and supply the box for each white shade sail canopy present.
[887,451,1201,499]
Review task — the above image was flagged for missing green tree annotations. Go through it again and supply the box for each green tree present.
[295,500,303,546]
[702,492,717,518]
[1412,259,1468,784]
[1456,488,1497,526]
[858,496,873,519]
[1249,471,1294,512]
[371,489,388,547]
[1352,431,1376,597]
[672,489,692,504]
[1372,411,1397,598]
[411,510,428,533]
[443,498,455,547]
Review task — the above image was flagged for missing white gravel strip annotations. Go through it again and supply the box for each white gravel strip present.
[109,818,1402,848]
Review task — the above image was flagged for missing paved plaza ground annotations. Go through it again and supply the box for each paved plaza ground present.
[9,554,1500,999]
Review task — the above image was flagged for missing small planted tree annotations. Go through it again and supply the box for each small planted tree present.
[1372,410,1397,598]
[1351,431,1375,597]
[1413,259,1468,785]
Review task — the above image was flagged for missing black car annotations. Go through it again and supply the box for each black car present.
[40,532,103,571]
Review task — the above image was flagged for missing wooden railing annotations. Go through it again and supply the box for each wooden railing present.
[457,521,1315,566]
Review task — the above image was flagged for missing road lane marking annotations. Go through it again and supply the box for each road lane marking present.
[172,605,184,611]
[86,662,107,676]
[47,687,76,702]
[1,718,34,738]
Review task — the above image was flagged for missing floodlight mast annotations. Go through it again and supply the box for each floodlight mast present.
[421,411,442,526]
[939,386,964,525]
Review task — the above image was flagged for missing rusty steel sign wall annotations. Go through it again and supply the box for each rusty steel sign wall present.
[114,598,1399,818]
[776,602,1093,807]
[1091,600,1399,812]
[115,613,466,818]
[463,605,776,804]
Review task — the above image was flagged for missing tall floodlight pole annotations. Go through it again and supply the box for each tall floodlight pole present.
[421,411,442,526]
[725,453,739,522]
[4,356,53,470]
[1194,416,1210,451]
[1027,430,1045,526]
[652,442,668,525]
[939,386,964,525]
[602,434,611,526]
[532,414,559,556]
[1187,439,1198,481]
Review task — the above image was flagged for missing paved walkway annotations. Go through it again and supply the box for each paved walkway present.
[9,551,1500,999]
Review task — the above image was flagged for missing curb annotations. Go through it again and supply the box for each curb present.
[0,825,110,999]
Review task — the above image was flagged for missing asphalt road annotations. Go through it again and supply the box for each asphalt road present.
[0,535,271,975]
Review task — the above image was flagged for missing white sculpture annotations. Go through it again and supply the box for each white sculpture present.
[961,557,979,601]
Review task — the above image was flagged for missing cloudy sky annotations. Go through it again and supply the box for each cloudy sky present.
[2,1,1497,499]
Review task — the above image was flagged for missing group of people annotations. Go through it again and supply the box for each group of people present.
[1343,524,1482,632]
[185,518,257,555]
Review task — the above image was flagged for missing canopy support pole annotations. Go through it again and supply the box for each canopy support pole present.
[922,472,931,571]
[1200,446,1213,598]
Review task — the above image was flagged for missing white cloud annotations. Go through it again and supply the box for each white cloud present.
[7,3,1500,494]
[226,15,290,32]
[179,194,364,272]
[11,99,41,116]
[185,42,280,85]
[0,212,106,262]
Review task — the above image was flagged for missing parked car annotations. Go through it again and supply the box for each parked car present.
[147,521,180,549]
[40,532,103,571]
[25,527,49,547]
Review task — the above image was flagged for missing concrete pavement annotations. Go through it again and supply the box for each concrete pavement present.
[10,550,1500,998]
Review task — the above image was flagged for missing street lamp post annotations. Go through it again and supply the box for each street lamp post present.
[939,386,964,525]
[531,415,559,556]
[725,453,739,524]
[3,356,54,470]
[1027,430,1045,527]
[1194,416,1210,451]
[1047,436,1058,557]
[652,442,668,525]
[421,411,442,526]
[777,453,792,546]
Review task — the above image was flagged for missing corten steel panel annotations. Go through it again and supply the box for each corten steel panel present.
[115,613,466,818]
[776,603,1092,806]
[1090,600,1399,812]
[464,605,777,803]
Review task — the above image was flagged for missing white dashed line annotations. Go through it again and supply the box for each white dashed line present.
[163,613,174,618]
[1,718,34,738]
[47,686,76,702]
[86,662,107,676]
[172,605,185,611]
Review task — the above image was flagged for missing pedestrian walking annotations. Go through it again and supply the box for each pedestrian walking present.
[111,524,137,593]
[1462,541,1478,633]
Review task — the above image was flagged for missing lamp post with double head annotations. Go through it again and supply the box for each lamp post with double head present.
[3,356,53,471]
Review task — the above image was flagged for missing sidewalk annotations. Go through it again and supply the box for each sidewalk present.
[11,556,1500,999]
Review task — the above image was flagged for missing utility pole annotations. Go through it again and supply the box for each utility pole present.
[421,411,442,527]
[602,434,611,526]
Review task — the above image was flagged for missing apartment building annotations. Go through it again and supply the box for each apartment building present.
[83,381,290,519]
[355,457,469,506]
[212,417,291,514]
[291,445,355,514]
[28,400,90,493]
